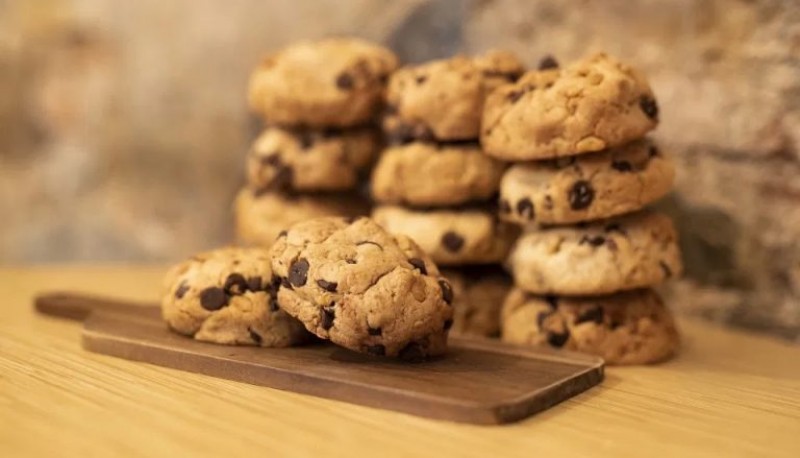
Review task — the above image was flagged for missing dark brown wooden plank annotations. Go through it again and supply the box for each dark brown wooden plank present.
[37,292,604,424]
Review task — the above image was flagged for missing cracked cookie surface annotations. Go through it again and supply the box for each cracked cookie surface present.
[442,266,511,338]
[499,138,674,225]
[501,287,679,365]
[481,53,658,160]
[372,205,518,266]
[383,51,524,141]
[269,217,453,359]
[248,38,398,127]
[161,247,309,347]
[247,126,379,193]
[508,212,682,295]
[371,142,506,207]
[234,188,369,248]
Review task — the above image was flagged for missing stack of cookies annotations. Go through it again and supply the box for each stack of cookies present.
[235,38,398,246]
[370,51,524,338]
[481,53,683,364]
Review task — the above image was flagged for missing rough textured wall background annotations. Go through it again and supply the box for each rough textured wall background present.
[0,0,798,338]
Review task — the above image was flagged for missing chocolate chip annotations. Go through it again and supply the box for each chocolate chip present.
[223,273,249,295]
[175,281,189,299]
[579,235,606,247]
[441,231,464,252]
[269,297,280,311]
[610,320,623,330]
[660,261,673,278]
[544,295,559,309]
[568,180,595,210]
[408,258,427,275]
[538,55,559,70]
[200,287,228,311]
[398,342,425,362]
[346,259,357,265]
[247,276,263,292]
[516,198,535,220]
[639,95,659,120]
[649,146,660,157]
[317,279,338,292]
[288,258,309,287]
[365,344,386,356]
[438,280,454,305]
[575,307,604,325]
[547,330,570,348]
[321,307,335,330]
[298,132,314,149]
[507,90,524,103]
[280,276,293,290]
[277,230,288,239]
[443,319,453,330]
[611,160,633,172]
[499,198,511,214]
[605,223,623,233]
[368,326,382,336]
[536,311,551,329]
[336,72,354,90]
[415,75,427,84]
[248,327,263,345]
[271,165,294,190]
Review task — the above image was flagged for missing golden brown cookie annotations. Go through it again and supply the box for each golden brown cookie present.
[442,266,511,338]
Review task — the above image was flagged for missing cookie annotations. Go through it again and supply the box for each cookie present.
[161,247,309,347]
[507,211,683,295]
[270,217,453,360]
[499,138,674,225]
[247,126,379,193]
[234,188,369,248]
[370,142,506,207]
[372,205,518,266]
[501,287,679,365]
[248,38,398,128]
[383,51,524,141]
[482,53,659,160]
[442,266,511,338]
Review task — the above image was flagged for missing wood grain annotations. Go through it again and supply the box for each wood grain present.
[34,292,604,425]
[1,266,800,457]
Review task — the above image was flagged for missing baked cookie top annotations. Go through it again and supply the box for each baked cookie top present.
[482,52,658,160]
[372,205,518,266]
[507,211,683,295]
[501,287,679,365]
[248,38,398,128]
[161,247,308,347]
[370,142,506,207]
[383,50,524,141]
[233,188,369,248]
[499,138,674,225]
[270,217,454,360]
[247,126,379,193]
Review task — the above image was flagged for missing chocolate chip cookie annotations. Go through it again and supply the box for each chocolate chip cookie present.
[247,126,379,193]
[383,51,524,141]
[508,211,682,295]
[442,266,511,338]
[233,188,369,248]
[248,38,398,128]
[270,217,453,360]
[161,247,309,347]
[372,205,518,266]
[370,142,506,207]
[499,138,674,225]
[482,53,659,160]
[501,287,679,365]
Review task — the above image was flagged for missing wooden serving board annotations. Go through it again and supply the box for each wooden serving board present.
[35,292,604,425]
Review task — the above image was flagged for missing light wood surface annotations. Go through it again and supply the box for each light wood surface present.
[1,266,799,457]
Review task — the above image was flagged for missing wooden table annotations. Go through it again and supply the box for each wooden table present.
[1,266,799,457]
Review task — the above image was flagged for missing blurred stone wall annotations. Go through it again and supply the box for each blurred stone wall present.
[0,0,798,338]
